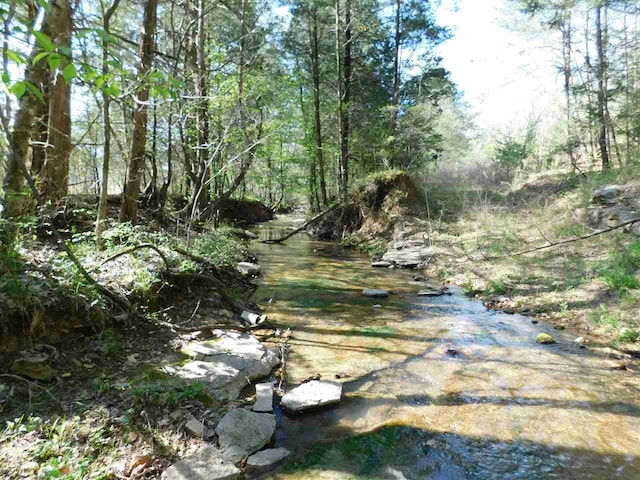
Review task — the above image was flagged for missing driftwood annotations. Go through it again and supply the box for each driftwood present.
[486,216,640,259]
[260,203,341,244]
[157,320,278,333]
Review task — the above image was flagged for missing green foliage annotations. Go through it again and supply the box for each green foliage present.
[495,135,529,170]
[617,328,639,343]
[594,240,640,294]
[130,372,208,407]
[589,305,622,330]
[191,226,246,268]
[487,278,509,295]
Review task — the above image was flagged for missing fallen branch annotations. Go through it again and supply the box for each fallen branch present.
[260,203,342,244]
[93,243,171,272]
[486,216,640,259]
[0,374,61,406]
[156,320,278,333]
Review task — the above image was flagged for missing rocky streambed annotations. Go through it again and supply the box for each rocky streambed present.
[157,213,640,479]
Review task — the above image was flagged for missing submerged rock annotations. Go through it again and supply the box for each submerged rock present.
[215,409,276,464]
[174,331,280,400]
[280,380,342,412]
[536,333,556,345]
[362,289,389,298]
[160,447,240,480]
[246,448,291,474]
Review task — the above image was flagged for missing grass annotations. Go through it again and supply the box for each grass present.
[486,278,509,295]
[594,240,640,294]
[589,305,622,330]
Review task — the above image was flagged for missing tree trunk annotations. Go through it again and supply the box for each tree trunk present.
[40,0,72,202]
[335,0,351,202]
[309,2,328,207]
[119,0,158,223]
[561,12,576,173]
[1,1,54,218]
[96,0,122,249]
[391,0,401,128]
[595,2,610,170]
[195,0,210,210]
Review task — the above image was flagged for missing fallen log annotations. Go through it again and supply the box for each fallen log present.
[260,203,342,244]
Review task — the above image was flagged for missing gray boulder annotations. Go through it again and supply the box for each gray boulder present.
[160,447,240,480]
[280,380,342,412]
[592,185,624,204]
[215,409,276,464]
[246,448,291,474]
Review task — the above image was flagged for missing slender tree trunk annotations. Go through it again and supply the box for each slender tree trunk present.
[96,0,122,249]
[309,2,328,207]
[119,0,158,223]
[335,0,351,202]
[391,0,401,128]
[561,13,576,173]
[623,10,631,164]
[595,2,610,170]
[195,0,210,210]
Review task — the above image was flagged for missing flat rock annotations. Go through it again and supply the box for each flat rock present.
[174,331,280,400]
[382,246,442,268]
[252,383,274,412]
[536,333,556,345]
[362,289,389,298]
[215,409,276,464]
[246,448,291,474]
[161,447,240,480]
[237,262,260,276]
[280,380,342,412]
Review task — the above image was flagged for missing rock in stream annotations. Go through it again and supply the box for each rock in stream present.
[280,380,343,412]
[215,409,276,464]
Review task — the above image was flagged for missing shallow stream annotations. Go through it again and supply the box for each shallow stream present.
[252,215,640,479]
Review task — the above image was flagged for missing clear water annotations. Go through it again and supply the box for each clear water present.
[252,215,640,479]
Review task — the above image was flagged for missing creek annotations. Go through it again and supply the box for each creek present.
[252,215,640,479]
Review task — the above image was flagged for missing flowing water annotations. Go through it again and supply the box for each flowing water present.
[252,215,640,479]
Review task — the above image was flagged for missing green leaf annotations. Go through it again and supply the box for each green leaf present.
[47,53,61,70]
[6,50,25,64]
[32,51,49,66]
[33,31,54,52]
[9,82,26,98]
[62,63,77,83]
[24,81,44,102]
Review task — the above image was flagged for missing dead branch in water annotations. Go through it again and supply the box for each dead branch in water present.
[260,203,342,244]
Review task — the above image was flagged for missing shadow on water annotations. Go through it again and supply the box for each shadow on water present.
[269,424,640,480]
